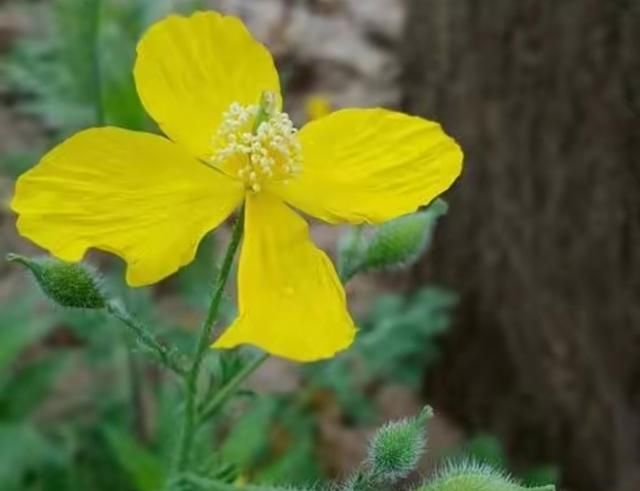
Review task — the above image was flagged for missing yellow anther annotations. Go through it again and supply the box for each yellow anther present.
[210,96,302,192]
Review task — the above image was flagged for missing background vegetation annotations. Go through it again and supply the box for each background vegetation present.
[2,0,636,490]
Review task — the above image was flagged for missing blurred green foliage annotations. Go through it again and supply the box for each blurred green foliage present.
[0,253,457,489]
[2,0,206,133]
[308,287,456,422]
[0,0,202,178]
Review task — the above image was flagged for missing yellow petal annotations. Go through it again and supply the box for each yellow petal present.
[272,108,463,224]
[134,11,281,160]
[214,193,356,362]
[11,128,244,286]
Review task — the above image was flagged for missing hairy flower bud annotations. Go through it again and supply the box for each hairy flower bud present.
[367,406,433,481]
[419,461,555,491]
[7,254,106,309]
[338,200,449,282]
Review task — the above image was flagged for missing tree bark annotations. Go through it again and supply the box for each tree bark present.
[401,2,640,490]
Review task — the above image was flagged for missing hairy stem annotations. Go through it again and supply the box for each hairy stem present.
[174,211,245,473]
[88,0,104,125]
[106,301,186,376]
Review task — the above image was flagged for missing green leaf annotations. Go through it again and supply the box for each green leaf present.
[103,426,165,491]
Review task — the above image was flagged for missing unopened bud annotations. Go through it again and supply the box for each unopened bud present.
[367,406,432,481]
[419,461,556,491]
[365,200,448,272]
[7,254,106,309]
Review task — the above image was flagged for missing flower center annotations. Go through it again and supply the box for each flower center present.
[209,93,302,192]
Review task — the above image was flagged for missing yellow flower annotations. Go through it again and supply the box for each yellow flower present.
[10,12,463,362]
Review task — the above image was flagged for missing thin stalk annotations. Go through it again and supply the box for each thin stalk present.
[174,211,245,473]
[106,301,187,376]
[197,352,268,425]
[88,0,104,125]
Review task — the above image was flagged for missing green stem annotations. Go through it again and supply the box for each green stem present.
[197,352,269,425]
[88,0,104,125]
[174,211,245,473]
[106,301,187,376]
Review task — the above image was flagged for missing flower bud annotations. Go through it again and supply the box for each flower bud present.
[364,199,448,271]
[367,406,433,481]
[419,461,555,491]
[7,254,106,309]
[337,199,448,282]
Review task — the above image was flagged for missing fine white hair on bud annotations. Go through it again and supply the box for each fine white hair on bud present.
[209,95,302,192]
[419,460,556,491]
[7,254,106,309]
[366,406,432,482]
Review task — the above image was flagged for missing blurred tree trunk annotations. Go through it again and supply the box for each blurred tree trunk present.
[402,2,640,490]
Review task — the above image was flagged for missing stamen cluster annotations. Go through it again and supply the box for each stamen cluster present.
[211,102,302,192]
